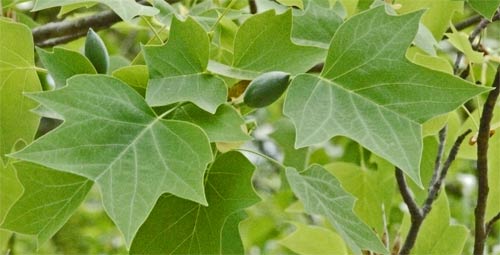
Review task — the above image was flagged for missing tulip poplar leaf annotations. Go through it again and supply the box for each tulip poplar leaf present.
[0,163,22,223]
[279,222,348,255]
[37,47,96,88]
[172,104,250,142]
[283,7,489,184]
[402,193,468,254]
[468,0,500,20]
[144,17,227,114]
[130,151,259,254]
[32,0,158,21]
[9,74,213,247]
[1,162,92,247]
[0,18,41,164]
[286,165,388,254]
[210,9,325,79]
[292,0,343,49]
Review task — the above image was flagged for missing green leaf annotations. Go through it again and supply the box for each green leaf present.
[130,151,259,254]
[486,126,500,220]
[283,7,488,185]
[112,65,148,94]
[210,10,324,78]
[85,29,109,74]
[32,0,158,21]
[144,17,227,114]
[152,0,177,27]
[8,74,213,247]
[396,0,464,39]
[292,0,343,49]
[445,26,484,63]
[325,162,395,235]
[286,165,387,254]
[0,163,22,223]
[1,162,92,246]
[172,104,250,142]
[58,2,97,17]
[406,48,453,74]
[413,23,438,56]
[276,0,304,9]
[468,0,500,20]
[0,18,41,164]
[37,47,96,88]
[279,222,348,255]
[401,193,468,255]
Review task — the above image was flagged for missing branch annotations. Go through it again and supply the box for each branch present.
[395,168,422,255]
[396,168,422,218]
[397,129,471,255]
[33,10,121,47]
[248,0,257,14]
[473,65,500,255]
[446,15,482,32]
[422,129,471,215]
[31,0,180,47]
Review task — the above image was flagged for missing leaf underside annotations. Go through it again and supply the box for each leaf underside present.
[284,6,488,185]
[9,75,213,247]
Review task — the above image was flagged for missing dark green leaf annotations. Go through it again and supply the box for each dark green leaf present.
[37,47,96,88]
[130,151,259,254]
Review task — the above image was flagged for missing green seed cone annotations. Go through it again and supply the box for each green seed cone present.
[244,71,290,108]
[85,28,109,74]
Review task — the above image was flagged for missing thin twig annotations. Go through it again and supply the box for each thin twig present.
[473,66,500,255]
[427,126,447,191]
[422,129,471,215]
[395,168,421,218]
[395,168,422,255]
[486,212,500,236]
[453,9,500,75]
[398,129,471,255]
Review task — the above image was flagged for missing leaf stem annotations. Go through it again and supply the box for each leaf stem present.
[234,148,285,170]
[34,67,48,73]
[461,105,480,130]
[209,0,237,33]
[141,16,163,43]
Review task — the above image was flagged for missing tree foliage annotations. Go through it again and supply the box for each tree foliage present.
[0,0,499,254]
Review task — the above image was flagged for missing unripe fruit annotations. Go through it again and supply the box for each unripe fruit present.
[85,28,109,74]
[243,71,290,108]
